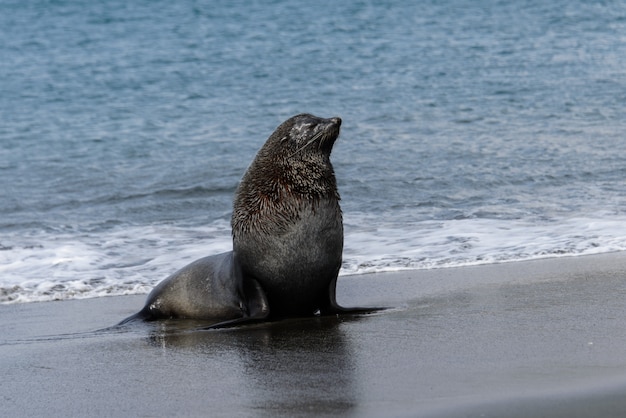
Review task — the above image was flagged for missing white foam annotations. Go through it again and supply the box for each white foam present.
[0,221,233,304]
[2,213,626,304]
[342,211,626,274]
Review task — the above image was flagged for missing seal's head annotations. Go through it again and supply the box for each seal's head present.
[232,113,342,235]
[260,113,342,161]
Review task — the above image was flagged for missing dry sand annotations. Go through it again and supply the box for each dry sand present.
[2,252,626,417]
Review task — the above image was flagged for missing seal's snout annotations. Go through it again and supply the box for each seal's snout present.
[330,117,342,127]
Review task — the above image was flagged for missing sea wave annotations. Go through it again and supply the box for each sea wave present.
[2,213,626,304]
[342,212,626,273]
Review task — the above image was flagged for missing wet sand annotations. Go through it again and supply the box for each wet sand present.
[2,252,626,417]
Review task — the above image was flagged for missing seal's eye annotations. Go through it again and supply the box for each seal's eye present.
[296,114,320,126]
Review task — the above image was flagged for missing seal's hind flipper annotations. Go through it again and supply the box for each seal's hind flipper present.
[199,315,268,330]
[199,307,270,329]
[116,307,154,326]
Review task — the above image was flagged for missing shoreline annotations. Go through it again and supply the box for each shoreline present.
[342,249,626,276]
[4,249,623,306]
[2,252,626,417]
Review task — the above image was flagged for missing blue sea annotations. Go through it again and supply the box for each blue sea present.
[2,0,626,303]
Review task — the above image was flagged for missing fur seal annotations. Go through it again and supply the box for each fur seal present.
[119,114,377,327]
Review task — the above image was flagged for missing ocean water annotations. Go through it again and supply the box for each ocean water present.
[2,0,626,303]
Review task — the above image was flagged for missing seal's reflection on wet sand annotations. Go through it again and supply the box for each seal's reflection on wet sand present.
[144,316,363,415]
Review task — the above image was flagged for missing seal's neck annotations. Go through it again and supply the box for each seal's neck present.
[231,154,340,235]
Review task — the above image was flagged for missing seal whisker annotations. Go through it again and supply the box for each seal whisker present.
[288,131,324,158]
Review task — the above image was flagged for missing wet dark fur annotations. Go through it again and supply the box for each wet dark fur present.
[232,114,346,317]
[120,114,378,328]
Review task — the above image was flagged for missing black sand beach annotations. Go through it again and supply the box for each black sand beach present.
[3,252,626,417]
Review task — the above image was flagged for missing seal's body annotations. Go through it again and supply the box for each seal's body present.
[120,114,375,327]
[232,114,346,317]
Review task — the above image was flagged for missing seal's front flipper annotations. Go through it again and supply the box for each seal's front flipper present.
[319,276,387,316]
[243,276,270,319]
[320,303,387,316]
[201,277,270,330]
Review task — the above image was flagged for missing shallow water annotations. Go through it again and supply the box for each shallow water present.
[2,0,626,302]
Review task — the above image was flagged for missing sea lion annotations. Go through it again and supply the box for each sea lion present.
[119,114,376,327]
